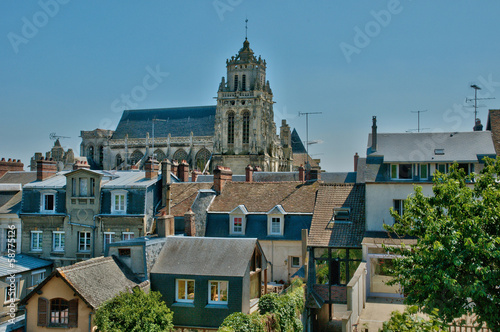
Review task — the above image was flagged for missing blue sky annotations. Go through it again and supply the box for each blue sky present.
[1,1,500,172]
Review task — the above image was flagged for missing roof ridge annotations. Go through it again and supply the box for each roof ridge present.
[57,256,113,273]
[125,105,216,112]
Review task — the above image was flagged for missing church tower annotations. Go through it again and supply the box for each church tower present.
[213,38,289,173]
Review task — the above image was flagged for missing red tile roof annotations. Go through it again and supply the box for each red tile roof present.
[159,182,213,217]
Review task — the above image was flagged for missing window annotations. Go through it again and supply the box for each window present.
[4,277,19,302]
[333,207,350,222]
[71,178,77,196]
[209,281,228,304]
[50,298,69,325]
[5,228,17,251]
[32,270,45,287]
[458,163,472,175]
[41,193,55,213]
[394,199,405,218]
[79,178,87,196]
[99,146,104,165]
[390,164,413,179]
[90,178,95,196]
[111,191,127,214]
[52,232,65,252]
[31,231,43,251]
[242,111,250,144]
[103,232,114,251]
[420,164,428,180]
[122,232,134,241]
[118,248,131,257]
[234,75,238,91]
[242,74,246,91]
[437,163,447,173]
[291,257,300,268]
[87,145,94,162]
[176,279,195,303]
[232,217,243,234]
[270,217,282,235]
[227,112,235,144]
[78,232,91,252]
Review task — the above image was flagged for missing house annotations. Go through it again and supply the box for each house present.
[358,116,496,297]
[0,166,37,256]
[0,254,52,324]
[19,256,148,331]
[19,158,161,266]
[305,183,366,332]
[150,236,267,330]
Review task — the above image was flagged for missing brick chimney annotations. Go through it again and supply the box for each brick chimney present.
[178,160,189,182]
[72,160,90,171]
[245,165,253,183]
[298,165,305,182]
[156,211,175,237]
[37,157,57,181]
[161,159,171,212]
[354,153,359,172]
[371,116,377,152]
[171,160,179,178]
[191,170,201,182]
[145,157,159,179]
[213,166,232,194]
[0,158,24,177]
[184,208,196,236]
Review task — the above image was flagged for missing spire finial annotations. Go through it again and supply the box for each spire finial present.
[245,18,248,40]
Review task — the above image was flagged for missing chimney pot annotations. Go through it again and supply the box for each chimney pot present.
[145,158,160,180]
[245,165,253,183]
[354,152,359,172]
[214,165,232,193]
[298,165,305,182]
[37,158,57,181]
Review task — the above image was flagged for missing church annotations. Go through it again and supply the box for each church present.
[80,38,317,174]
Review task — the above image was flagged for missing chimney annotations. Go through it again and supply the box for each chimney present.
[245,165,253,183]
[145,157,159,179]
[184,209,196,236]
[72,160,90,171]
[371,116,377,152]
[36,157,57,181]
[0,158,24,177]
[213,166,232,194]
[308,169,321,182]
[156,211,175,237]
[473,118,483,131]
[161,159,172,211]
[178,160,189,182]
[254,166,262,172]
[192,170,201,182]
[171,160,179,178]
[298,165,305,182]
[354,153,359,172]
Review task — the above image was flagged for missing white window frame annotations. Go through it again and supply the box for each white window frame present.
[332,207,351,223]
[31,269,46,287]
[52,231,65,252]
[208,280,228,305]
[4,276,20,302]
[122,232,134,241]
[419,164,429,180]
[175,279,195,303]
[390,164,413,180]
[40,190,57,213]
[111,190,127,214]
[103,232,115,251]
[291,256,300,268]
[269,216,283,235]
[78,231,91,252]
[232,216,244,234]
[31,231,43,251]
[229,205,248,235]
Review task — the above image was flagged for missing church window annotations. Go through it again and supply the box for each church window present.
[173,149,188,163]
[130,150,144,166]
[99,146,104,165]
[242,75,246,91]
[242,111,250,144]
[234,75,238,91]
[87,145,94,162]
[116,154,123,169]
[227,112,235,145]
[195,148,211,171]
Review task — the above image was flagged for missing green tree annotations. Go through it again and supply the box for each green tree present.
[384,161,500,330]
[94,288,173,332]
[381,306,447,332]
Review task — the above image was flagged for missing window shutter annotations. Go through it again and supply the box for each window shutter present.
[37,297,48,326]
[68,299,79,327]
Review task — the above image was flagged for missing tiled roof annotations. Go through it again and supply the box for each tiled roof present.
[486,109,500,155]
[151,237,261,277]
[158,182,213,217]
[0,171,37,185]
[208,181,319,213]
[112,106,216,139]
[0,254,52,277]
[0,172,37,214]
[308,184,365,248]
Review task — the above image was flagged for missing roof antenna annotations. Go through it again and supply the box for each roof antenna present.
[466,84,495,127]
[245,18,248,40]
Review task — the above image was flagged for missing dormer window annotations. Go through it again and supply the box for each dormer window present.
[390,164,413,180]
[333,208,350,221]
[40,191,56,213]
[267,205,286,236]
[111,190,127,214]
[229,205,247,235]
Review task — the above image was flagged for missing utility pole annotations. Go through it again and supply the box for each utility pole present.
[298,112,322,167]
[152,118,166,159]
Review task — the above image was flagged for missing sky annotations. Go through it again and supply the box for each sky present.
[1,1,500,172]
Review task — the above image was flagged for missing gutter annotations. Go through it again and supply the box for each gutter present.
[89,311,94,332]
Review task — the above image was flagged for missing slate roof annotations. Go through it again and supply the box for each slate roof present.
[164,182,214,217]
[291,129,306,153]
[21,256,146,310]
[208,181,319,213]
[112,106,217,140]
[308,184,365,248]
[0,254,52,277]
[486,109,500,155]
[151,237,261,277]
[0,172,37,214]
[0,171,37,185]
[367,131,495,162]
[0,191,22,214]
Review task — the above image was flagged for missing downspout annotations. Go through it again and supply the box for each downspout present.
[89,311,94,332]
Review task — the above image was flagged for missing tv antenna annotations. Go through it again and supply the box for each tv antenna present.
[408,110,429,133]
[298,112,322,167]
[466,84,495,126]
[49,132,70,141]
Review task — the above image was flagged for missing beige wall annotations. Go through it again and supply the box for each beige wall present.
[259,240,302,282]
[25,276,93,332]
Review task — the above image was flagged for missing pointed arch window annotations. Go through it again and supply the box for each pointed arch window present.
[227,112,235,145]
[234,75,239,91]
[242,74,246,91]
[99,146,104,165]
[242,111,250,144]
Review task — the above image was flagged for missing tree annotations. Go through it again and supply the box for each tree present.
[384,160,500,330]
[94,288,173,332]
[381,306,447,332]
